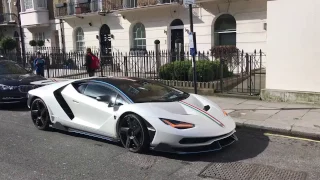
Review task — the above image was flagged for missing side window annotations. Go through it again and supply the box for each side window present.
[72,82,88,94]
[77,84,88,94]
[83,83,117,99]
[115,94,127,105]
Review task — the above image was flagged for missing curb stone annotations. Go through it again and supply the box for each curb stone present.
[233,117,320,140]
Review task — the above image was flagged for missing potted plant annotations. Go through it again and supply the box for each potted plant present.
[0,37,17,53]
[29,40,37,47]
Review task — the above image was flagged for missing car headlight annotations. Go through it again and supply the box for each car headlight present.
[222,109,228,116]
[0,84,18,91]
[160,118,194,129]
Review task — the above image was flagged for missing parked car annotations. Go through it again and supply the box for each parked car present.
[0,60,54,105]
[27,77,238,154]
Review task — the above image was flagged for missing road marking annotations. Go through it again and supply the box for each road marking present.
[264,133,320,143]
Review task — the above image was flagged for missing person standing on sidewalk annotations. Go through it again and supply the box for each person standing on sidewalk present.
[84,48,100,77]
[33,51,45,77]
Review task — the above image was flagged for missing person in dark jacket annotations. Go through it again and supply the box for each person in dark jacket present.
[33,51,45,77]
[84,48,95,77]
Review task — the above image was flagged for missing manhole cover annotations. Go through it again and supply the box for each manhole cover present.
[199,162,307,180]
[199,162,258,180]
[250,165,307,180]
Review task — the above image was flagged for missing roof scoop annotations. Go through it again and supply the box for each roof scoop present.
[203,105,210,111]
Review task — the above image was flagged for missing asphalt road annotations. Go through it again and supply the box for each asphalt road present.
[1,105,320,180]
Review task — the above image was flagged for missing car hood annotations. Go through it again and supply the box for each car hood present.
[0,73,47,85]
[132,93,235,133]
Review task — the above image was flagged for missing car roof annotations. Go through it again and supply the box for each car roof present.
[85,76,151,86]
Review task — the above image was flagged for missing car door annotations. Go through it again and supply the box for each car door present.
[62,82,118,137]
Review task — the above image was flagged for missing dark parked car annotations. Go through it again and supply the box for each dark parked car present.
[0,60,52,104]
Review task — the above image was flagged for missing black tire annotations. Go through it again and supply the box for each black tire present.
[118,113,150,153]
[30,98,50,131]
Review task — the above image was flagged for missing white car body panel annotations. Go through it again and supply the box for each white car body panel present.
[27,77,237,153]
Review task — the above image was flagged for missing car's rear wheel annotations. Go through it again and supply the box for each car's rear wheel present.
[30,98,50,130]
[118,114,150,153]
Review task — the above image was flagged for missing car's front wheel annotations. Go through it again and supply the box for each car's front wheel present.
[118,114,150,153]
[30,98,50,130]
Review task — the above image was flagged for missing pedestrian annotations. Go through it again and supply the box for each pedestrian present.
[33,51,45,77]
[85,48,100,77]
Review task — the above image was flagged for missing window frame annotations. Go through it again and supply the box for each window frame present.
[213,14,237,46]
[24,0,34,10]
[132,23,146,50]
[35,0,47,9]
[75,27,85,52]
[34,32,45,41]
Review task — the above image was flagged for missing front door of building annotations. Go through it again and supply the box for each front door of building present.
[100,24,112,67]
[170,19,184,61]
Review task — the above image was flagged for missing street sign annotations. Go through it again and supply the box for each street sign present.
[189,32,197,56]
[183,0,195,5]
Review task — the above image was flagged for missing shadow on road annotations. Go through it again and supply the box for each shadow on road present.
[45,126,270,164]
[150,127,270,163]
[0,104,29,111]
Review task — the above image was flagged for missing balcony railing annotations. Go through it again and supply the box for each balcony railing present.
[55,0,180,17]
[55,0,99,17]
[114,0,180,10]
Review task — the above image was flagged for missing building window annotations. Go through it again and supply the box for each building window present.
[126,0,137,8]
[132,23,146,50]
[36,0,47,8]
[34,32,45,41]
[214,14,236,46]
[24,0,33,10]
[75,28,85,52]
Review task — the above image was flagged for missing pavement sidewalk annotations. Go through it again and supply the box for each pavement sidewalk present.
[206,96,320,139]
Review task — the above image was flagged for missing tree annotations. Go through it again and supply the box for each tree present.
[0,37,17,52]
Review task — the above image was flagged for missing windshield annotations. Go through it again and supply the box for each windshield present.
[0,61,29,75]
[117,80,190,103]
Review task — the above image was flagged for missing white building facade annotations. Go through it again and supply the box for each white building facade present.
[53,0,267,53]
[261,0,320,103]
[19,0,60,51]
[0,0,21,51]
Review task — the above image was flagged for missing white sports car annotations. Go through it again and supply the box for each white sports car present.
[27,77,238,154]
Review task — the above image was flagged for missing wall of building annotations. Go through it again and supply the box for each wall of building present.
[23,19,60,51]
[266,0,320,92]
[61,0,266,53]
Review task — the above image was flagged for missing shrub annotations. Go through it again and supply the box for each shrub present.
[210,45,239,58]
[159,60,232,82]
[37,40,45,47]
[29,40,37,47]
[0,37,17,51]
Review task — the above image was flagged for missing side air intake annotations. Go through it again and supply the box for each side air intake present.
[53,85,75,120]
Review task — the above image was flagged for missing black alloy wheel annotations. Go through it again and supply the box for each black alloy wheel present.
[30,98,50,130]
[118,114,149,153]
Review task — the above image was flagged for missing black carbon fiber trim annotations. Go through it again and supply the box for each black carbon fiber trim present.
[53,85,74,120]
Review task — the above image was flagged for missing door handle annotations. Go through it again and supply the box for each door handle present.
[73,100,79,104]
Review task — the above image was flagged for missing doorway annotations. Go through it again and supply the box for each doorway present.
[13,31,20,52]
[170,19,184,61]
[100,24,112,66]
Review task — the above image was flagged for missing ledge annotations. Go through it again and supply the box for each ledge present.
[260,89,320,104]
